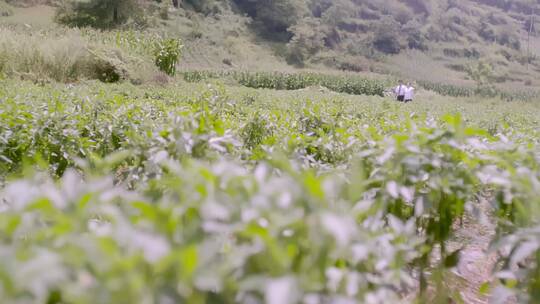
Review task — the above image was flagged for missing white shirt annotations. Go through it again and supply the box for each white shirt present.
[395,84,406,96]
[404,86,414,100]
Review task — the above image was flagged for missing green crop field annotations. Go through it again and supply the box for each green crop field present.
[1,1,540,304]
[1,77,540,303]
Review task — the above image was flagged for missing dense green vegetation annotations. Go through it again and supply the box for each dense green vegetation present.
[1,1,540,303]
[182,71,387,96]
[1,79,540,303]
[418,79,540,100]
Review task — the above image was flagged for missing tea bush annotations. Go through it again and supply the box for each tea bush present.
[1,80,540,303]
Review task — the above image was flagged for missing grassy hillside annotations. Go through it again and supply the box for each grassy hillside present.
[1,0,539,91]
[168,0,540,89]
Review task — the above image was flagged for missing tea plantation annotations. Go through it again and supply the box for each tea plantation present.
[1,78,539,303]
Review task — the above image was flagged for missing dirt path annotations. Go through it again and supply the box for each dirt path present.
[402,196,505,303]
[446,196,498,304]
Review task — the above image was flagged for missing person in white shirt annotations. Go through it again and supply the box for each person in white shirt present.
[404,82,415,103]
[394,80,406,102]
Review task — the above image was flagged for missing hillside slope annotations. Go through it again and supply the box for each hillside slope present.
[1,0,539,89]
[157,0,539,90]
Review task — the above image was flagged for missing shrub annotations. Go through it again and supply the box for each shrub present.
[497,29,521,50]
[478,22,497,42]
[0,1,13,17]
[373,32,401,54]
[153,38,182,76]
[466,61,495,91]
[158,2,169,19]
[407,31,428,51]
[55,0,144,29]
[336,58,365,72]
[286,17,326,65]
[393,5,414,25]
[147,1,169,20]
[87,48,129,83]
[222,58,232,66]
[235,0,309,34]
[183,0,217,13]
[371,16,402,54]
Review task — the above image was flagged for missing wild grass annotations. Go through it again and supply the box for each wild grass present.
[0,28,90,82]
[0,3,54,27]
[0,27,163,83]
[0,1,13,17]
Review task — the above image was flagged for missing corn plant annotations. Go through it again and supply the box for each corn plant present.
[153,38,182,76]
